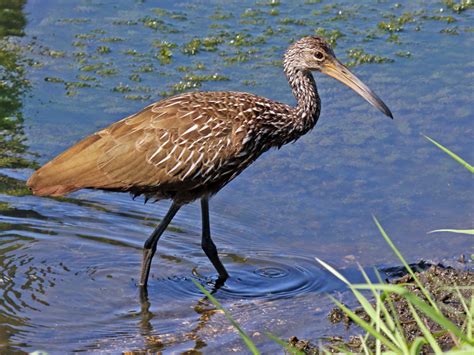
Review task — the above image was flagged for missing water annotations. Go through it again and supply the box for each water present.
[1,0,473,352]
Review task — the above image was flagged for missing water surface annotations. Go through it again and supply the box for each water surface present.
[1,0,473,352]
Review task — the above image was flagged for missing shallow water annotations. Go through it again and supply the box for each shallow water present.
[1,0,473,352]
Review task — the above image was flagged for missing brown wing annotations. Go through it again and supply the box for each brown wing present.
[27,92,254,197]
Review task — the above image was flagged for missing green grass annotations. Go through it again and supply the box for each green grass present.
[424,135,473,236]
[316,217,474,354]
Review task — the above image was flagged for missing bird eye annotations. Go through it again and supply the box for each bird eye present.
[314,52,324,60]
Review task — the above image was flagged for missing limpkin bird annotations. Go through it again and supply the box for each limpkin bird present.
[27,36,392,289]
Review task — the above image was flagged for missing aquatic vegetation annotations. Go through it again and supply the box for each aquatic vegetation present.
[112,83,132,93]
[440,27,460,35]
[346,48,393,66]
[378,12,416,33]
[182,73,229,82]
[96,45,111,54]
[152,7,187,21]
[443,0,474,13]
[278,17,308,26]
[124,94,151,101]
[182,38,202,55]
[314,28,344,47]
[209,10,234,20]
[395,50,412,58]
[44,76,64,83]
[155,47,173,65]
[57,18,91,24]
[100,37,124,43]
[152,40,177,50]
[128,73,141,82]
[75,33,96,40]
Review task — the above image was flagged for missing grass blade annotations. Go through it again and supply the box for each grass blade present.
[407,303,442,354]
[409,337,427,355]
[265,333,305,355]
[423,135,474,174]
[329,296,399,353]
[428,229,474,236]
[192,279,260,354]
[352,284,472,345]
[372,216,439,311]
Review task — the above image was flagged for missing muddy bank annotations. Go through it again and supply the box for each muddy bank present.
[289,261,474,353]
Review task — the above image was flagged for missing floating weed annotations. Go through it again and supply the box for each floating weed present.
[76,74,97,81]
[96,45,111,54]
[223,50,253,64]
[75,33,96,40]
[346,48,393,66]
[314,28,344,47]
[65,81,93,90]
[152,40,177,50]
[134,63,155,73]
[395,50,412,58]
[443,0,474,13]
[241,8,264,18]
[228,33,266,47]
[96,68,118,76]
[182,38,202,55]
[44,76,64,83]
[139,16,176,33]
[256,0,281,6]
[387,33,401,44]
[72,41,86,48]
[209,10,234,20]
[112,83,132,93]
[183,73,229,82]
[129,73,141,82]
[124,94,151,101]
[242,79,257,86]
[80,62,105,72]
[42,49,66,58]
[155,47,173,65]
[152,7,187,21]
[378,12,417,33]
[440,27,459,35]
[57,18,90,24]
[112,19,138,26]
[100,37,124,43]
[278,17,308,26]
[423,15,457,23]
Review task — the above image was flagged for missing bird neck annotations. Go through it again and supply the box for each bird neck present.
[285,66,321,134]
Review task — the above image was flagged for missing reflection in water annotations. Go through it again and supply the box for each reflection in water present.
[0,1,39,351]
[0,0,36,172]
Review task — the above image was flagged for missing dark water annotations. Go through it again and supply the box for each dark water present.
[1,0,473,352]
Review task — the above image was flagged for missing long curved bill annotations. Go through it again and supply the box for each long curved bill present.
[321,59,393,118]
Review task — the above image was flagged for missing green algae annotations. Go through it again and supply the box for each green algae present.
[209,10,234,20]
[155,47,173,65]
[443,0,474,13]
[346,48,394,67]
[314,28,344,47]
[96,45,111,54]
[100,37,124,43]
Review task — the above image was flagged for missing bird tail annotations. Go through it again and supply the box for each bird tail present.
[27,133,104,196]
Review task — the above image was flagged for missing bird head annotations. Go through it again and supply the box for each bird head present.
[284,36,393,118]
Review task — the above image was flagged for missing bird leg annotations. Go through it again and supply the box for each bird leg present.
[201,197,229,282]
[139,202,181,288]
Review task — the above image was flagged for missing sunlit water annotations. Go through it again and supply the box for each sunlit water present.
[1,0,473,352]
